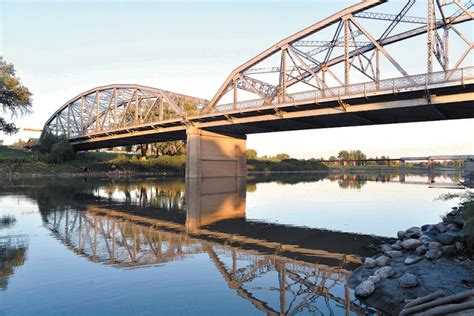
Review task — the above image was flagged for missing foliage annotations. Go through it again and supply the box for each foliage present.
[49,139,76,163]
[0,56,32,134]
[0,215,16,229]
[274,153,290,160]
[337,149,367,161]
[151,141,185,156]
[110,154,186,173]
[248,158,328,172]
[246,149,258,160]
[36,132,75,163]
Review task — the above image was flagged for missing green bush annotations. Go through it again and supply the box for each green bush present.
[34,132,76,163]
[48,139,76,163]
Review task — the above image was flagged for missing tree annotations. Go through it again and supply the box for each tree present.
[274,153,290,160]
[246,149,258,160]
[152,141,185,156]
[337,150,350,160]
[0,57,32,134]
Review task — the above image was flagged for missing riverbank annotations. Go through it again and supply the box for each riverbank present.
[0,146,328,178]
[348,205,474,314]
[328,166,463,173]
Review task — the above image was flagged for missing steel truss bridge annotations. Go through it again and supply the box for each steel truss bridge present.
[43,205,380,315]
[41,0,474,177]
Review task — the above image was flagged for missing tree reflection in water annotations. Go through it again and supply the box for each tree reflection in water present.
[0,216,27,291]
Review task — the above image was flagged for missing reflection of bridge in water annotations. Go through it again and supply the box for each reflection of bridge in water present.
[40,177,391,315]
[328,172,464,189]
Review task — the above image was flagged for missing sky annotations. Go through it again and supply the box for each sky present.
[1,0,473,159]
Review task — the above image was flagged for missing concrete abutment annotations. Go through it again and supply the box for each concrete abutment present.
[185,127,247,178]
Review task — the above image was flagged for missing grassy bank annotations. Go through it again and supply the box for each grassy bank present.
[0,146,186,176]
[0,146,328,177]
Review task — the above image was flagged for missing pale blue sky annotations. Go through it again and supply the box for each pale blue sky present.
[1,0,473,158]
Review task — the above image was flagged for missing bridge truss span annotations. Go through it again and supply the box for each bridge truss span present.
[41,0,474,157]
[202,0,473,114]
[43,84,209,139]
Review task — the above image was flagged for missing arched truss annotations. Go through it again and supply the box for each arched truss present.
[43,84,209,139]
[201,0,473,114]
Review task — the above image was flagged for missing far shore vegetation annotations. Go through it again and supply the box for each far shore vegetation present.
[0,139,468,177]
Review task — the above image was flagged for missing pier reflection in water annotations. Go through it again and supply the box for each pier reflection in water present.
[0,172,463,315]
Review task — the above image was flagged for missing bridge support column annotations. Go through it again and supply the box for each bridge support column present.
[186,127,247,178]
[464,160,474,174]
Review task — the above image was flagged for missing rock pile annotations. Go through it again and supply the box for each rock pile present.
[353,207,469,299]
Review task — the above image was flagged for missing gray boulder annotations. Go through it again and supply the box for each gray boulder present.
[364,257,377,268]
[380,244,392,252]
[447,223,460,231]
[455,241,465,251]
[415,245,428,255]
[425,248,442,260]
[425,225,440,235]
[419,234,434,244]
[441,245,456,256]
[421,224,431,231]
[375,255,391,266]
[368,275,381,284]
[391,243,403,251]
[434,223,447,233]
[406,227,422,234]
[435,232,464,245]
[385,250,403,258]
[374,266,395,279]
[397,231,406,239]
[404,255,423,265]
[401,238,422,250]
[428,241,442,249]
[399,273,418,288]
[355,280,375,297]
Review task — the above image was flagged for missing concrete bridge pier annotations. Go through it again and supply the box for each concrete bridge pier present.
[186,127,247,178]
[465,160,474,174]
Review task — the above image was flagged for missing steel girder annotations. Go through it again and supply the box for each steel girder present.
[201,0,473,114]
[42,84,209,140]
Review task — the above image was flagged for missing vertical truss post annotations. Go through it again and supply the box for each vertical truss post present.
[443,27,450,74]
[344,18,350,93]
[322,69,326,97]
[113,88,118,127]
[95,92,100,133]
[67,105,70,138]
[135,89,139,123]
[159,97,164,121]
[279,48,287,103]
[55,116,59,136]
[375,48,380,89]
[233,79,238,110]
[80,96,85,135]
[427,0,435,79]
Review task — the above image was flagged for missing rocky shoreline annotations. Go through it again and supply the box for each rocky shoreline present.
[348,207,474,315]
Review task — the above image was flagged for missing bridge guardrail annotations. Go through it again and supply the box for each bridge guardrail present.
[214,66,474,113]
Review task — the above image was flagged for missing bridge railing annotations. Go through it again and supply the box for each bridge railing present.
[214,66,474,114]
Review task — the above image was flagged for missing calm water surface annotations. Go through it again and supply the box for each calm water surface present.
[0,172,465,315]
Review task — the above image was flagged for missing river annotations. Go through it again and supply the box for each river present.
[0,171,465,315]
